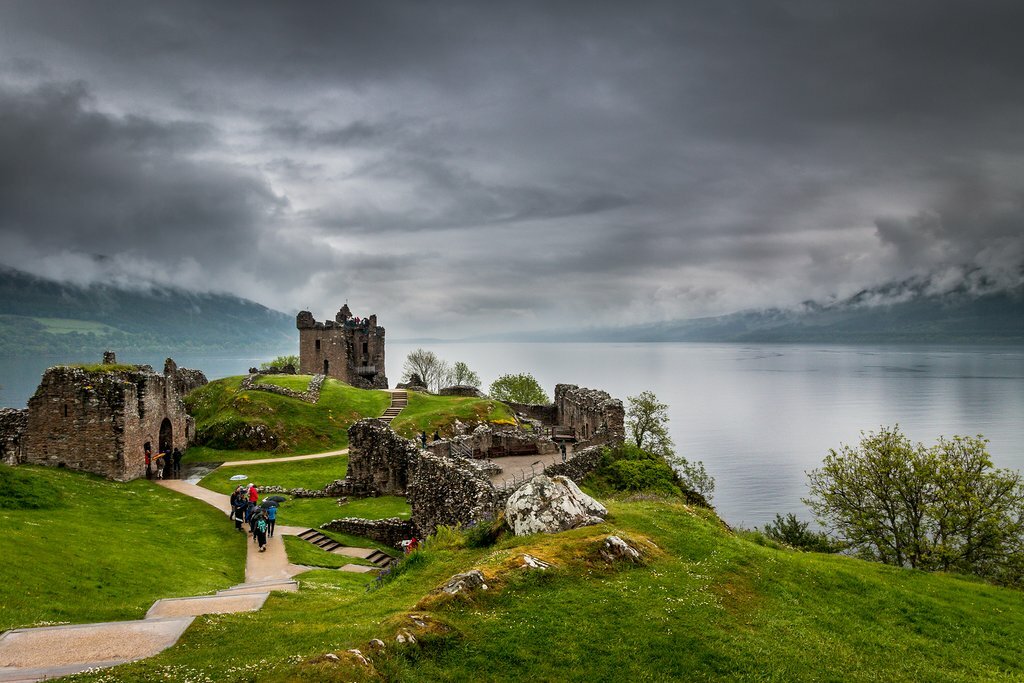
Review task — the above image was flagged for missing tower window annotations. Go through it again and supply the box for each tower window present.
[315,339,321,351]
[362,342,368,354]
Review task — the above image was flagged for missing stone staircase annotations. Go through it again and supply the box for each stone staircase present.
[379,390,408,423]
[295,529,397,571]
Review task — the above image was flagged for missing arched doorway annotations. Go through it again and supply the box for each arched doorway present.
[323,359,329,375]
[159,418,173,454]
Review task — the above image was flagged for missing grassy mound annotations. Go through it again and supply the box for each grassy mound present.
[184,376,517,462]
[0,466,244,631]
[66,495,1024,682]
[183,375,391,461]
[389,391,515,440]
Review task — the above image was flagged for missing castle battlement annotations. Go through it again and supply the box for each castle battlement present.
[296,304,388,389]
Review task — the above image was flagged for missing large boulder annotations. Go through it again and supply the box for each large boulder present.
[505,475,607,536]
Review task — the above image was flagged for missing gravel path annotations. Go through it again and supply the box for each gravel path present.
[219,449,348,467]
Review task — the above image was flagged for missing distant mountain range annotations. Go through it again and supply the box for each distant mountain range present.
[0,267,295,356]
[470,279,1024,344]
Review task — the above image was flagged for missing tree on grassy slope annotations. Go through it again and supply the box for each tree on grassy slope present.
[260,354,299,370]
[626,391,714,499]
[489,372,549,404]
[402,349,450,392]
[805,426,1024,584]
[448,361,481,388]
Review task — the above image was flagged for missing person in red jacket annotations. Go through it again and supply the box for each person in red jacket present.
[248,483,258,504]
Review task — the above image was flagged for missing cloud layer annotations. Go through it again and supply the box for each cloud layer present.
[1,1,1022,336]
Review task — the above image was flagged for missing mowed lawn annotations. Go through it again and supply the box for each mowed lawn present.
[0,465,244,631]
[389,391,515,440]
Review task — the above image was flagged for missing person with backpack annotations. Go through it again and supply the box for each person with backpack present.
[253,513,268,552]
[266,503,277,538]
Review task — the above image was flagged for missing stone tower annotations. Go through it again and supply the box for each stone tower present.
[296,305,388,389]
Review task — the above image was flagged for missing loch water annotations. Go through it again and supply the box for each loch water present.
[3,343,1023,528]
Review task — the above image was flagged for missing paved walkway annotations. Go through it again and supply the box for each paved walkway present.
[488,444,576,489]
[0,480,378,682]
[220,449,348,467]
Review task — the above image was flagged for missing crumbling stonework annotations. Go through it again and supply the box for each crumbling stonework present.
[296,304,388,389]
[432,424,559,459]
[540,445,604,483]
[503,401,557,424]
[438,385,484,398]
[165,358,208,396]
[19,354,199,481]
[321,517,416,547]
[347,419,421,495]
[0,408,28,465]
[407,452,501,536]
[554,384,625,448]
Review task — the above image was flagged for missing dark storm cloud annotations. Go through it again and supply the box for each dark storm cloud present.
[0,0,1023,335]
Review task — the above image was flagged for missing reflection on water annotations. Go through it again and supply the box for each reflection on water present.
[3,343,1023,528]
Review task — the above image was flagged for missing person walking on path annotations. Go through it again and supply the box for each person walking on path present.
[248,483,259,505]
[253,514,268,552]
[421,431,427,447]
[266,503,277,538]
[171,448,182,478]
[231,487,246,531]
[153,453,165,480]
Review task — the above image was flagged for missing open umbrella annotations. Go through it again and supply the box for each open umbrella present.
[261,499,280,508]
[266,495,287,503]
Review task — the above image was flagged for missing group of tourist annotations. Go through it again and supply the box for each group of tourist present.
[144,447,182,480]
[230,483,277,552]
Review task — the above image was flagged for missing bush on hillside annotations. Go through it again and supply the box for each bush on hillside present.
[195,418,280,451]
[0,465,63,510]
[260,354,299,370]
[761,513,842,553]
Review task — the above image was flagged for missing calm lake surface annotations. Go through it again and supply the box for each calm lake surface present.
[3,343,1023,528]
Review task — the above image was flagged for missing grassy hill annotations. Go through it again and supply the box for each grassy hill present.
[54,492,1024,682]
[183,375,515,462]
[0,465,243,631]
[0,266,294,355]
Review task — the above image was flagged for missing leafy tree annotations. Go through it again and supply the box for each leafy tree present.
[401,349,450,392]
[489,373,549,404]
[805,426,1024,584]
[761,513,842,553]
[447,361,481,388]
[260,354,299,370]
[625,390,714,499]
[626,391,673,456]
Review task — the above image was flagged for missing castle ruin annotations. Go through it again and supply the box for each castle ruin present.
[296,304,388,389]
[0,353,207,481]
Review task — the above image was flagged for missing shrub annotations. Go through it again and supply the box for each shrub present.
[761,513,842,553]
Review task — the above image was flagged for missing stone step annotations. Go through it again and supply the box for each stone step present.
[145,592,269,619]
[218,580,297,595]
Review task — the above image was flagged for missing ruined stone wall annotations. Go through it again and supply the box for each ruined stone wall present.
[504,401,558,425]
[407,453,501,536]
[0,408,28,465]
[321,517,416,548]
[240,373,325,403]
[346,419,421,495]
[296,307,388,389]
[21,361,191,481]
[541,445,604,484]
[554,384,625,448]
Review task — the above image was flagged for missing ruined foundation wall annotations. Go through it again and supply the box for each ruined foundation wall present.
[554,384,625,448]
[22,363,191,481]
[346,419,421,495]
[0,408,28,465]
[321,517,416,548]
[407,453,501,536]
[503,401,558,425]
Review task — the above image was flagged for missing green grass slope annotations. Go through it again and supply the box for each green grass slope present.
[67,496,1024,682]
[184,376,516,462]
[389,390,515,440]
[0,465,244,631]
[183,375,391,462]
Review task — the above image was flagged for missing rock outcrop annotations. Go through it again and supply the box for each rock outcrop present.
[504,475,607,536]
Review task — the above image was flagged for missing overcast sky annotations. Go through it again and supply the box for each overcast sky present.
[1,1,1022,337]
